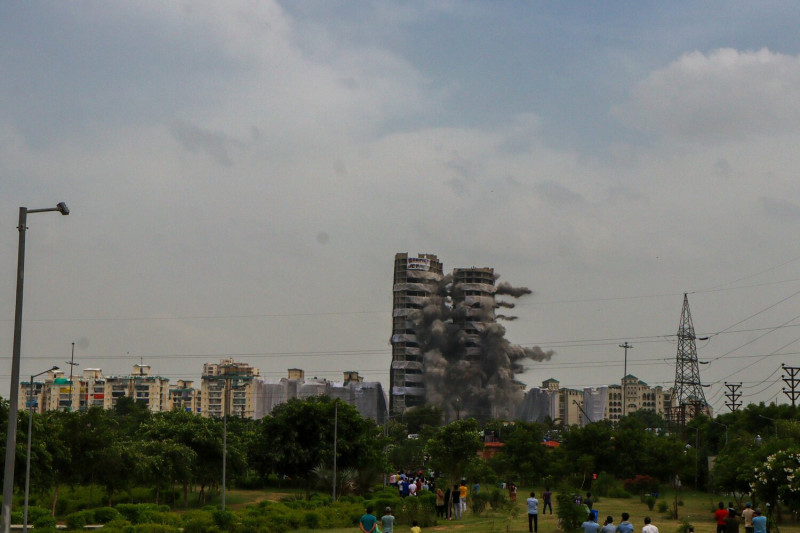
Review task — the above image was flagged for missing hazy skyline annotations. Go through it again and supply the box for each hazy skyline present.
[3,2,800,414]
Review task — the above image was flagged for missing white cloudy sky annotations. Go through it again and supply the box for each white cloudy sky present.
[2,1,800,414]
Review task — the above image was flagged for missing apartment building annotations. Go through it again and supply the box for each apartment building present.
[200,359,259,418]
[390,252,443,415]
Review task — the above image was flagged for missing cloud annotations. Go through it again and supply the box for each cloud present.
[614,48,800,142]
[170,121,237,166]
[759,197,800,221]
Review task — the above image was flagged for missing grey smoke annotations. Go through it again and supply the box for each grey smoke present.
[413,275,554,421]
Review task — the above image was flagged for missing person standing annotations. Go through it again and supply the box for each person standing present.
[601,516,616,533]
[642,517,659,533]
[585,493,594,511]
[616,512,634,533]
[451,484,462,520]
[459,480,468,513]
[444,486,452,520]
[381,507,395,533]
[715,502,729,533]
[435,487,445,519]
[725,510,741,533]
[752,509,766,533]
[359,506,378,533]
[527,492,539,533]
[509,482,518,503]
[542,487,553,515]
[582,513,600,533]
[741,503,754,533]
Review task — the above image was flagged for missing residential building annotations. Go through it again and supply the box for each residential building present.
[390,252,443,415]
[200,359,259,418]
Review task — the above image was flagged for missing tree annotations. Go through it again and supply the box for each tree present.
[257,397,383,498]
[487,421,546,485]
[752,447,800,513]
[425,418,483,486]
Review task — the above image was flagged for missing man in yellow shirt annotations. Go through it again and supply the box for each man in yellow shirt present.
[459,481,468,513]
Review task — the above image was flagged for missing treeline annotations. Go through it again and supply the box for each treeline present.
[1,394,797,515]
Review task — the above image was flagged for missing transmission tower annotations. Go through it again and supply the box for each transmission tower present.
[782,364,800,408]
[670,294,708,428]
[724,382,742,412]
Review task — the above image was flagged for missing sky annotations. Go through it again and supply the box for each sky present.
[2,1,800,415]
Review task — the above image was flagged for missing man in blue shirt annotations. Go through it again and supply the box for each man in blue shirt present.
[359,506,377,533]
[616,512,634,533]
[751,509,766,533]
[582,513,600,533]
[527,491,539,532]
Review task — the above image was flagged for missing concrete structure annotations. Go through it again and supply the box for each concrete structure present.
[390,252,443,415]
[200,359,259,419]
[517,376,673,426]
[253,369,388,423]
[169,379,201,413]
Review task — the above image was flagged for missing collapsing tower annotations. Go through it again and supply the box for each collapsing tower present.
[669,293,710,427]
[389,253,444,415]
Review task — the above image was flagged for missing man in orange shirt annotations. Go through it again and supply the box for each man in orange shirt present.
[459,481,468,513]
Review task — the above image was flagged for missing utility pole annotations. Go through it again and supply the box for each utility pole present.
[781,364,800,408]
[619,342,633,417]
[723,382,743,412]
[65,342,78,411]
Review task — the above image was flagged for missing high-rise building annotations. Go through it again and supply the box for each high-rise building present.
[390,253,443,415]
[200,359,260,418]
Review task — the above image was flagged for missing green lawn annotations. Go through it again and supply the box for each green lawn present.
[287,488,800,533]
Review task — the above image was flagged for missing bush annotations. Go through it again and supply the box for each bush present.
[304,511,322,529]
[624,475,659,495]
[66,509,96,529]
[488,489,510,511]
[657,501,669,513]
[396,496,436,527]
[102,517,134,533]
[556,487,588,531]
[95,506,123,523]
[471,492,490,515]
[131,524,182,533]
[676,518,694,533]
[182,510,216,533]
[32,514,58,532]
[645,495,656,511]
[211,510,235,531]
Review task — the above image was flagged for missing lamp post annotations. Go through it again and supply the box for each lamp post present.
[758,414,778,438]
[710,419,728,447]
[24,366,59,533]
[2,203,69,533]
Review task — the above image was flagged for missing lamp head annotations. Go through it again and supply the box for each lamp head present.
[51,366,59,371]
[56,202,69,215]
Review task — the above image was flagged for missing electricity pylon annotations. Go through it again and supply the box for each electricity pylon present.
[670,293,708,429]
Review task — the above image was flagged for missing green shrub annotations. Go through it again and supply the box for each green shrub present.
[26,506,52,524]
[645,495,656,511]
[66,509,96,529]
[102,517,134,533]
[396,496,436,527]
[182,510,216,533]
[488,488,510,511]
[676,518,694,533]
[304,510,322,529]
[657,501,669,513]
[211,509,235,531]
[471,492,490,515]
[32,514,58,532]
[131,524,182,533]
[10,511,23,524]
[95,506,123,523]
[556,487,588,531]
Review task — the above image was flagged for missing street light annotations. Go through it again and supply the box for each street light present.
[758,414,779,438]
[710,419,728,447]
[24,366,59,533]
[2,203,69,533]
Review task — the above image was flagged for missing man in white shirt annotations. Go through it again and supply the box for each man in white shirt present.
[642,517,659,533]
[527,492,539,533]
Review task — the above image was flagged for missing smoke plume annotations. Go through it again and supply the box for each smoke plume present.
[411,275,554,421]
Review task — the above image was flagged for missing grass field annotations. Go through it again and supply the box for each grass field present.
[280,488,800,533]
